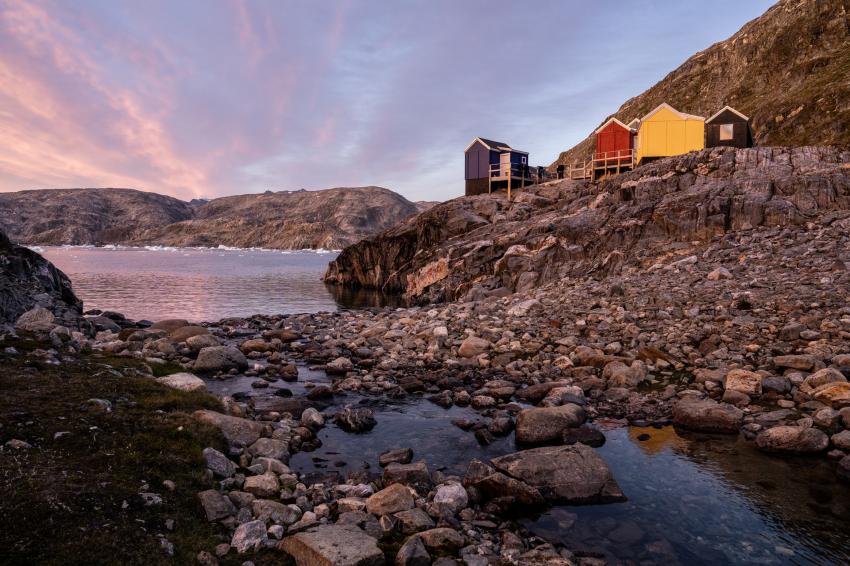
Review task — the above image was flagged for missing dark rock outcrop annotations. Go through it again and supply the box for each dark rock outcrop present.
[325,147,850,302]
[0,228,81,324]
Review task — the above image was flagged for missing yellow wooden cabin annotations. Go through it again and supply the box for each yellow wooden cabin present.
[634,103,705,165]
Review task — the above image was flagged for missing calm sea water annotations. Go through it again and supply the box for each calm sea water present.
[38,246,353,322]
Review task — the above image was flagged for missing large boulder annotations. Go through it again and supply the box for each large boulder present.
[515,404,586,445]
[0,229,81,325]
[462,460,544,508]
[279,524,384,566]
[672,398,743,433]
[193,410,264,447]
[14,307,56,333]
[194,346,248,373]
[755,426,829,454]
[491,444,624,504]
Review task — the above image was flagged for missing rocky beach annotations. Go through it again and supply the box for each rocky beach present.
[3,145,850,565]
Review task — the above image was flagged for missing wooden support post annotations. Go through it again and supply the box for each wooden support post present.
[507,167,511,201]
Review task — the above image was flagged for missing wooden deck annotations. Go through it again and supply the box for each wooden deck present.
[569,149,634,181]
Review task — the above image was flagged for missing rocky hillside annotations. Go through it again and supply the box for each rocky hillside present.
[0,188,193,245]
[553,0,850,168]
[0,227,81,325]
[0,186,420,250]
[325,146,850,302]
[131,187,420,250]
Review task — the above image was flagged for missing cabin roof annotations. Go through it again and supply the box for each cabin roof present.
[627,118,640,129]
[706,105,750,123]
[594,117,635,134]
[465,137,529,154]
[641,102,704,122]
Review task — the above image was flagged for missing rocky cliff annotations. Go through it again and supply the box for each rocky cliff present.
[553,0,850,168]
[0,186,420,250]
[0,228,81,324]
[324,146,850,302]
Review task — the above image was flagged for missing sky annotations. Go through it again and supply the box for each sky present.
[0,0,776,202]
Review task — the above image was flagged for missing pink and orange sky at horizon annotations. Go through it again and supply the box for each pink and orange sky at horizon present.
[0,0,775,202]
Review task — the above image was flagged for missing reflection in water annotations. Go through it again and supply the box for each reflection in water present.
[325,283,408,310]
[40,246,399,321]
[527,427,850,565]
[277,390,850,565]
[288,395,514,481]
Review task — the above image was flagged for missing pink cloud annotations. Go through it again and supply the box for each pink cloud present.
[0,0,210,198]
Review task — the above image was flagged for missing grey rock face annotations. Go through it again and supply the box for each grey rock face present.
[0,228,81,324]
[325,147,850,302]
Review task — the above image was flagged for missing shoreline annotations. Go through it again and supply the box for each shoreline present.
[28,243,343,254]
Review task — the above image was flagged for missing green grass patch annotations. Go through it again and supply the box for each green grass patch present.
[0,337,287,565]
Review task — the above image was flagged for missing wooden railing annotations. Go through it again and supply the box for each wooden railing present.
[489,163,540,179]
[567,149,635,181]
[592,149,634,170]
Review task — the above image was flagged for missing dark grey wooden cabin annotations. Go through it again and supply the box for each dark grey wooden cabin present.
[465,137,533,196]
[705,106,753,149]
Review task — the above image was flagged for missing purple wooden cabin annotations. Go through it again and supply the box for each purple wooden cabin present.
[464,137,535,196]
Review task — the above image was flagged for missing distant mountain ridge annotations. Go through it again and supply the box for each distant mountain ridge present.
[553,0,850,168]
[0,186,424,250]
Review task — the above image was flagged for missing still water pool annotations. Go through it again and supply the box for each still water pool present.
[205,368,850,565]
[279,391,850,565]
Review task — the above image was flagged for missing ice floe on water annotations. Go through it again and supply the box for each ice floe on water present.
[32,243,340,254]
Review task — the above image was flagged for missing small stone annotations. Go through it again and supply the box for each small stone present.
[458,336,490,358]
[379,447,413,467]
[365,483,415,515]
[155,372,206,392]
[335,407,376,433]
[724,369,763,396]
[243,473,280,497]
[198,490,237,521]
[230,520,268,553]
[203,447,237,478]
[396,535,431,566]
[515,404,586,445]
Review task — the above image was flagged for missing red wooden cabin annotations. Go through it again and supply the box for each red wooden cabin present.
[593,117,636,179]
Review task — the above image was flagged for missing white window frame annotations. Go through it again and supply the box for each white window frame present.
[719,123,734,141]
